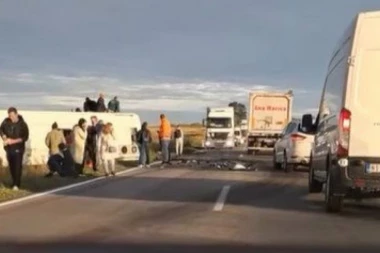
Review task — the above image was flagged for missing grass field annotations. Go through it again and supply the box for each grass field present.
[149,123,205,146]
[149,123,205,154]
[0,123,205,203]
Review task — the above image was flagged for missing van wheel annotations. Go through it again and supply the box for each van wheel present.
[325,169,343,213]
[308,162,323,193]
[273,151,282,170]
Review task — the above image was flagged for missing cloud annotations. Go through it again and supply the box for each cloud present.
[0,72,305,113]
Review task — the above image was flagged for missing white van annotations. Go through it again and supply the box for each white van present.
[307,10,380,212]
[0,110,141,167]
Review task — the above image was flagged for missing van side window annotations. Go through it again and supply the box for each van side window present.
[62,129,73,145]
[321,36,352,119]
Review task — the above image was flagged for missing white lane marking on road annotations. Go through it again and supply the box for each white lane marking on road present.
[213,185,231,212]
[0,162,160,209]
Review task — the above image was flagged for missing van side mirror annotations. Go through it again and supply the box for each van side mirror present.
[301,114,313,132]
[202,119,205,127]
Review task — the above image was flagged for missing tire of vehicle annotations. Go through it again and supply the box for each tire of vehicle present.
[247,150,253,155]
[283,153,292,173]
[308,161,323,193]
[273,151,282,170]
[325,168,343,213]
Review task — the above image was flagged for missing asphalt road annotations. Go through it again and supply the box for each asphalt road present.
[1,149,380,252]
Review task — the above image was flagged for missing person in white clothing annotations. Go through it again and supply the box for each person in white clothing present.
[174,125,184,157]
[98,122,117,176]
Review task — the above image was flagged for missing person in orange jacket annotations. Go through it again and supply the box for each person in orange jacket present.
[158,114,172,167]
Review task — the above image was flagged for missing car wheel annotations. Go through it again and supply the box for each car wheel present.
[325,169,343,213]
[308,161,323,193]
[282,153,292,173]
[273,150,282,170]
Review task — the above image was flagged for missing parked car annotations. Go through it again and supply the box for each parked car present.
[308,10,380,213]
[273,115,314,172]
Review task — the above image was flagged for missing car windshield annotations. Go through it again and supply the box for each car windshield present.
[207,117,232,128]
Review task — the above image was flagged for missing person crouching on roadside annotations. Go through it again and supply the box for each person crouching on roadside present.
[46,143,77,178]
[137,122,152,168]
[98,122,117,177]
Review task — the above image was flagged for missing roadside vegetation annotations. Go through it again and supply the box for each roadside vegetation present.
[0,123,204,203]
[0,163,134,203]
[149,123,205,156]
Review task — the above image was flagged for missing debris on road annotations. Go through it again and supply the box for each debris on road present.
[173,158,259,171]
[232,163,246,170]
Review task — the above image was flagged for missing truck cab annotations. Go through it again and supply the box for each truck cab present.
[203,107,235,149]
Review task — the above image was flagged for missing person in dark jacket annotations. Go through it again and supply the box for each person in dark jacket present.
[85,116,99,171]
[46,143,77,178]
[96,93,107,112]
[83,97,97,112]
[0,107,29,190]
[136,122,152,168]
[108,96,120,112]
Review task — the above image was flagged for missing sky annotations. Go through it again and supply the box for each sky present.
[1,0,380,124]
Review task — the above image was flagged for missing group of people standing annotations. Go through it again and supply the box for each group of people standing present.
[136,114,184,169]
[45,115,118,178]
[83,93,120,113]
[0,107,185,191]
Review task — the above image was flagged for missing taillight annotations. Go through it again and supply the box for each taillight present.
[290,133,306,142]
[337,108,351,156]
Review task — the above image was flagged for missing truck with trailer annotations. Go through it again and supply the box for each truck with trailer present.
[203,107,235,149]
[246,91,293,154]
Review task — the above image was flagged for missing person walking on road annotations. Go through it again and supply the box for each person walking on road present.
[71,118,87,175]
[174,125,184,157]
[45,122,66,156]
[158,114,172,168]
[0,107,29,190]
[108,96,120,112]
[137,122,152,168]
[98,123,117,176]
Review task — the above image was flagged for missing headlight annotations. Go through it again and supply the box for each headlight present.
[205,140,211,146]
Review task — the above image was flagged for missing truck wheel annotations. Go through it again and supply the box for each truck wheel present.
[273,152,282,170]
[308,162,323,193]
[325,169,343,213]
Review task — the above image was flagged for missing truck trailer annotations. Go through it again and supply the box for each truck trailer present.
[247,91,293,154]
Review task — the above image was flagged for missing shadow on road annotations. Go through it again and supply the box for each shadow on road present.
[1,241,380,253]
[19,172,379,221]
